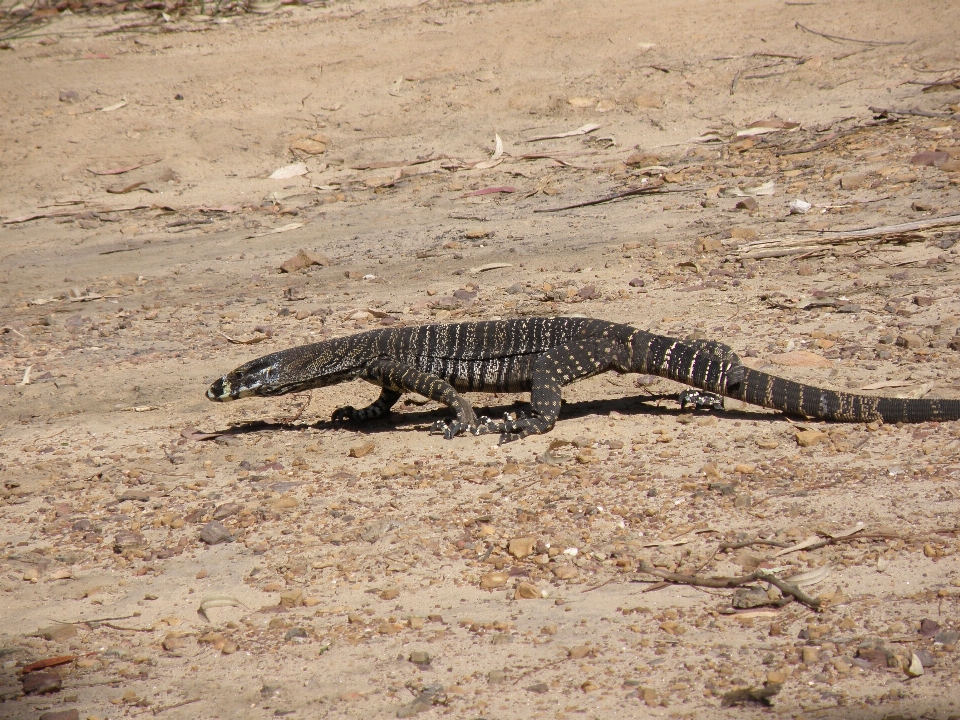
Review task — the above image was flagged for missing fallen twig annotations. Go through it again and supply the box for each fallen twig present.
[869,105,959,120]
[735,213,960,259]
[636,561,822,610]
[534,181,689,213]
[795,22,908,46]
[718,539,791,551]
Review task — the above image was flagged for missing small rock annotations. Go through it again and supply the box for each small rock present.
[733,493,752,508]
[755,438,779,449]
[567,645,594,659]
[576,285,599,300]
[802,647,820,665]
[941,159,960,172]
[912,201,935,212]
[213,502,241,520]
[279,588,304,607]
[919,618,942,637]
[508,537,536,559]
[910,151,949,167]
[348,441,375,458]
[284,626,308,641]
[734,463,755,474]
[199,520,233,545]
[58,90,80,103]
[480,572,509,589]
[625,152,659,166]
[162,634,187,651]
[113,530,146,554]
[736,197,759,212]
[514,582,541,600]
[896,333,925,349]
[840,173,868,190]
[935,630,960,645]
[20,672,62,695]
[280,249,330,273]
[552,565,578,580]
[505,283,525,294]
[409,650,431,666]
[788,198,812,215]
[795,430,829,447]
[487,669,507,684]
[38,624,78,642]
[526,683,549,694]
[40,710,80,720]
[913,295,935,307]
[628,277,644,287]
[905,652,924,677]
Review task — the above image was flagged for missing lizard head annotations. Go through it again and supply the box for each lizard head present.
[206,354,285,401]
[207,342,362,402]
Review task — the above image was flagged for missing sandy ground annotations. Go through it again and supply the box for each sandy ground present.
[2,0,960,718]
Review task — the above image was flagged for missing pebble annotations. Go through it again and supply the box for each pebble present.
[40,710,80,720]
[526,683,549,694]
[213,502,241,520]
[409,650,431,666]
[349,441,375,458]
[487,669,507,684]
[905,653,924,677]
[628,278,645,287]
[840,173,868,190]
[736,197,760,212]
[480,572,509,589]
[896,333,925,349]
[553,565,578,580]
[199,521,233,545]
[795,430,828,447]
[38,624,78,642]
[514,582,541,599]
[20,672,62,695]
[113,530,146,553]
[508,537,536,559]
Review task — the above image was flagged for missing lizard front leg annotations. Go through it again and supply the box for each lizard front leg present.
[337,359,479,438]
[332,386,402,424]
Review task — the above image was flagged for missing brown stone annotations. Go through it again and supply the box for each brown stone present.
[279,249,331,273]
[514,582,541,599]
[480,571,509,589]
[508,537,536,559]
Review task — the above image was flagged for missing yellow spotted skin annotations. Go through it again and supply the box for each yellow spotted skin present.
[207,317,960,442]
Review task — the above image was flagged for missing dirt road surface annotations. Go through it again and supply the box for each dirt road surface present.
[2,1,960,718]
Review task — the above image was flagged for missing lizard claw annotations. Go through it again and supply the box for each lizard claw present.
[431,419,470,439]
[332,406,357,423]
[678,390,725,412]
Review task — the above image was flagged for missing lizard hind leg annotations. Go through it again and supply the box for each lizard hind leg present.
[499,342,614,443]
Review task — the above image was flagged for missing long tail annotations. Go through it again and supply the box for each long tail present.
[731,367,960,423]
[626,330,960,423]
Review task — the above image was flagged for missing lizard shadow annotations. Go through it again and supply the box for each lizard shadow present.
[208,392,788,439]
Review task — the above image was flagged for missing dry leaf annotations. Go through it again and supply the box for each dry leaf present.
[524,123,601,142]
[472,133,505,170]
[269,163,308,180]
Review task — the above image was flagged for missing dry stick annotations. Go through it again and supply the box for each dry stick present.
[794,21,908,46]
[718,539,791,551]
[636,562,822,611]
[736,213,960,259]
[535,186,687,213]
[869,105,959,119]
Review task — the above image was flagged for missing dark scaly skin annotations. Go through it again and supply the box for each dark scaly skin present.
[206,317,960,442]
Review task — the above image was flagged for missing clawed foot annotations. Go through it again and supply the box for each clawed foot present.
[331,405,357,423]
[430,412,550,443]
[678,390,725,412]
